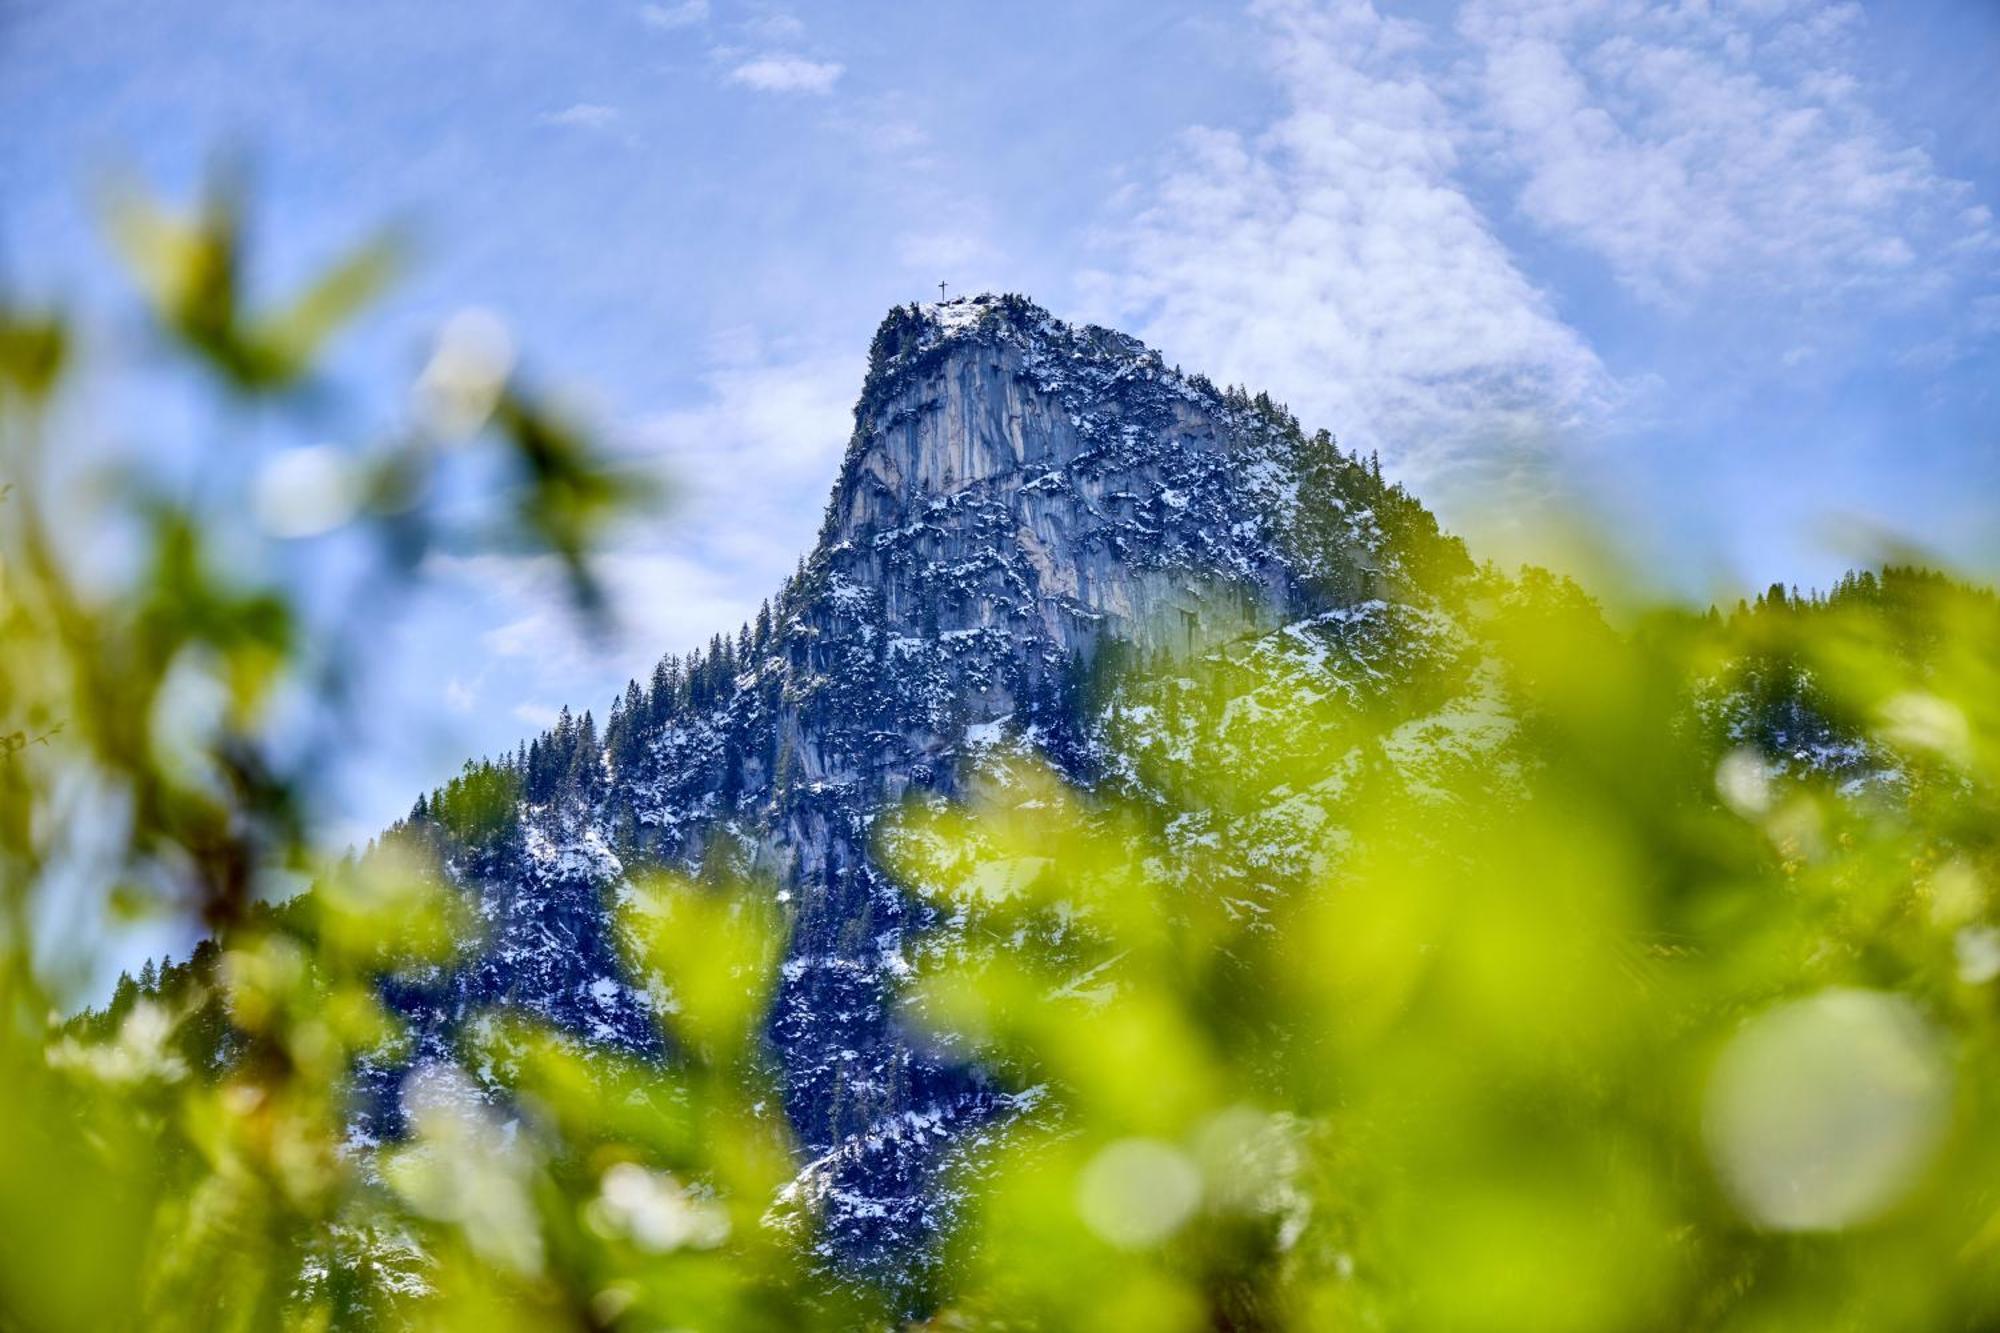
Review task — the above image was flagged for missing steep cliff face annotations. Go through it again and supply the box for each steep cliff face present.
[370,294,1473,1276]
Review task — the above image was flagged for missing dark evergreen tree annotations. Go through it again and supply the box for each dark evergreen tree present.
[567,710,600,801]
[106,971,138,1027]
[526,738,549,802]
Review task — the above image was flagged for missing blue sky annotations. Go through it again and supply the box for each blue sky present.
[4,0,1997,854]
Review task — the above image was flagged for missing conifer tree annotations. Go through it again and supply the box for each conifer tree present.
[650,655,677,725]
[567,710,600,801]
[107,971,138,1025]
[526,738,548,802]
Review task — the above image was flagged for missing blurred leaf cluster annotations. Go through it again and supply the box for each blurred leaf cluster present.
[4,177,2000,1333]
[885,565,2000,1331]
[0,178,820,1331]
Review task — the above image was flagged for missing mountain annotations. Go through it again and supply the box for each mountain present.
[362,293,1477,1282]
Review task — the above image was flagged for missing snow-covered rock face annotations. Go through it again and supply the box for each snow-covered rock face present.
[374,293,1473,1282]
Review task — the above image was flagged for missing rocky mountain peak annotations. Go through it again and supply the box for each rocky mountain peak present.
[834,292,1178,534]
[366,293,1475,1285]
[857,292,1148,405]
[812,292,1456,664]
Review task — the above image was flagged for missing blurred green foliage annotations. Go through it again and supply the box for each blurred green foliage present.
[884,566,2000,1331]
[3,179,1999,1332]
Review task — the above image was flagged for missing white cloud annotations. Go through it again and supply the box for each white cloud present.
[638,346,858,488]
[1083,0,1610,487]
[745,13,807,42]
[429,549,753,683]
[639,0,708,30]
[537,103,621,131]
[897,228,999,274]
[861,119,932,159]
[416,344,860,724]
[1972,293,2000,338]
[728,55,843,95]
[814,90,1018,292]
[512,702,561,730]
[631,347,861,588]
[443,676,478,713]
[1459,0,1996,307]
